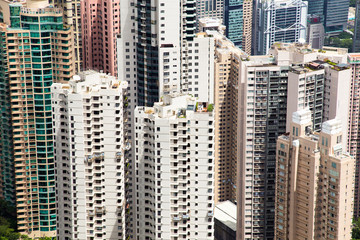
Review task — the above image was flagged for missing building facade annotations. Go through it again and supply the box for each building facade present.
[117,4,216,236]
[134,94,215,239]
[306,0,349,34]
[323,0,349,34]
[307,15,325,49]
[347,53,360,218]
[255,0,307,55]
[52,71,129,240]
[81,0,120,76]
[214,201,237,240]
[275,109,354,240]
[235,43,351,240]
[353,1,360,52]
[224,0,252,54]
[213,31,247,203]
[50,0,82,72]
[196,0,224,23]
[0,0,75,237]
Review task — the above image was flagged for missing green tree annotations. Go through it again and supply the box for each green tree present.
[351,0,357,7]
[0,217,20,240]
[352,218,360,239]
[0,200,17,230]
[339,31,353,39]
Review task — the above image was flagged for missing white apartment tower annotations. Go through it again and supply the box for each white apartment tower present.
[134,95,215,239]
[117,0,214,107]
[117,3,215,235]
[52,71,130,240]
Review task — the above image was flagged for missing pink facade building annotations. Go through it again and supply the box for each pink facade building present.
[348,53,360,218]
[81,0,120,76]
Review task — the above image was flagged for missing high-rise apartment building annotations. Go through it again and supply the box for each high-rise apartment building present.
[347,53,360,218]
[50,0,82,72]
[234,43,351,239]
[275,109,354,240]
[285,53,351,142]
[354,1,360,52]
[196,0,224,23]
[117,0,215,107]
[0,0,75,237]
[224,0,252,54]
[117,4,215,236]
[254,0,307,55]
[133,94,215,239]
[213,30,247,203]
[52,71,130,240]
[81,0,120,76]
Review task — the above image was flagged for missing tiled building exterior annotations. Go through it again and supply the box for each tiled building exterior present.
[0,0,75,237]
[275,109,354,240]
[81,0,120,76]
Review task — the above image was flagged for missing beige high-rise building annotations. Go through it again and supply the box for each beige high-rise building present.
[275,109,355,240]
[213,31,247,203]
[50,0,82,72]
[0,0,75,237]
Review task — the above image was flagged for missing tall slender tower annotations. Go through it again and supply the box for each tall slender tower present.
[134,94,215,239]
[52,71,129,240]
[347,53,360,218]
[213,30,248,203]
[0,0,75,237]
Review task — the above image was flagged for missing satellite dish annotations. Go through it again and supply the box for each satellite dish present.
[298,38,306,44]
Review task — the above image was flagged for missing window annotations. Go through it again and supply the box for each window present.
[331,162,336,169]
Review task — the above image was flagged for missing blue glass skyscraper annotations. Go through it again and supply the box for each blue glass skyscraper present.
[224,0,243,47]
[224,0,252,54]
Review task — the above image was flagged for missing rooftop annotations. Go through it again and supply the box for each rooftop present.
[214,201,237,232]
[53,70,127,93]
[141,94,214,119]
[322,119,342,135]
[292,108,312,125]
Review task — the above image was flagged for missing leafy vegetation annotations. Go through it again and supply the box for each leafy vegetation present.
[350,0,357,7]
[325,31,353,52]
[0,217,30,240]
[353,218,360,240]
[0,200,52,240]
